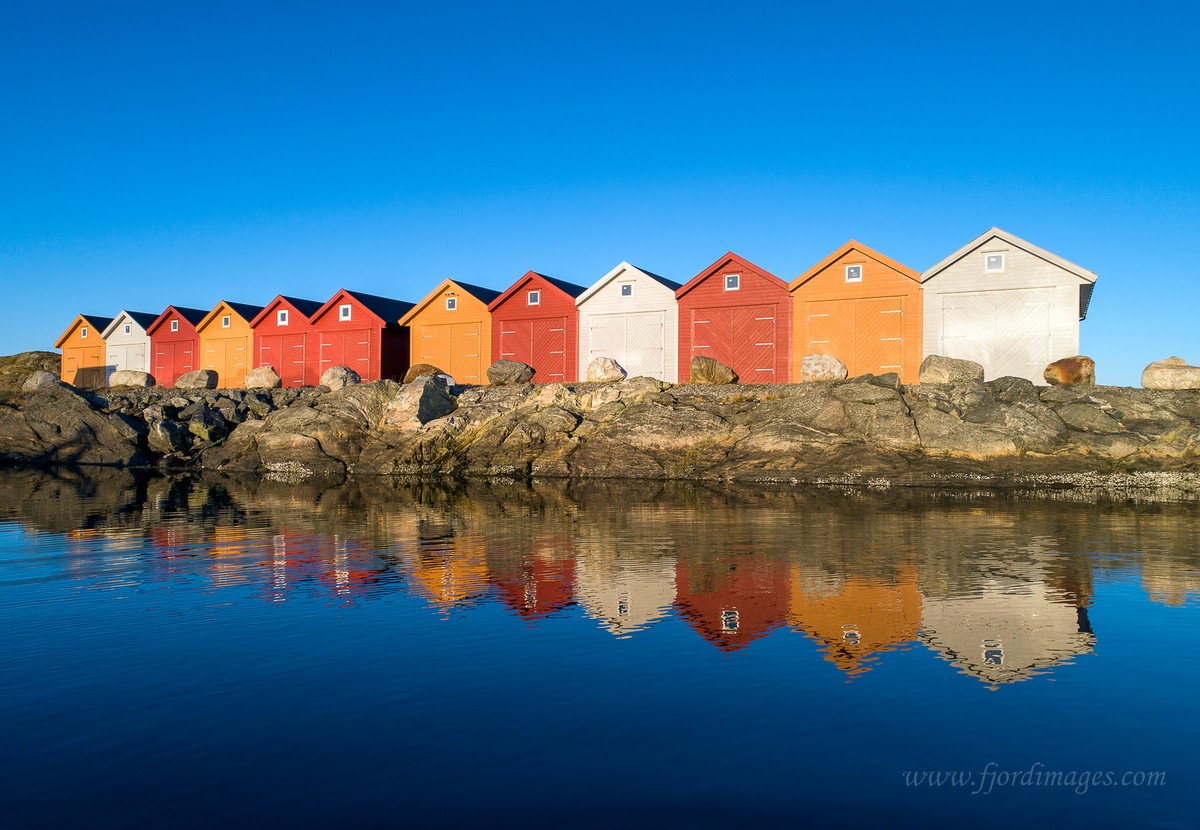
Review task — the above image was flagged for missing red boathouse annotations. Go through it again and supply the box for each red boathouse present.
[487,271,587,383]
[249,295,324,387]
[309,289,414,382]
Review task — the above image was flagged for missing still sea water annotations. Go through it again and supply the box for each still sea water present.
[0,469,1197,828]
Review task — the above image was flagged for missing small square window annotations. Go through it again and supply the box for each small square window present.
[845,265,863,283]
[527,290,540,306]
[80,327,88,338]
[339,304,352,320]
[221,315,231,328]
[619,282,633,298]
[721,609,740,632]
[724,274,740,291]
[124,324,131,335]
[985,253,1005,272]
[171,320,179,332]
[277,309,288,326]
[446,296,457,311]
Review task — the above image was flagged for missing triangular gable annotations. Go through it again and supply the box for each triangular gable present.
[576,261,681,306]
[922,227,1098,284]
[101,310,158,339]
[54,313,114,348]
[487,271,587,311]
[146,305,208,336]
[398,279,499,325]
[195,300,265,333]
[249,295,324,328]
[790,241,920,291]
[311,289,414,327]
[676,251,788,299]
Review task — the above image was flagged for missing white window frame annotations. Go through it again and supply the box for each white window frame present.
[845,264,863,283]
[527,290,540,306]
[80,326,88,338]
[724,273,740,291]
[221,315,231,328]
[984,252,1006,273]
[277,309,289,326]
[445,296,457,311]
[619,281,634,298]
[339,304,352,321]
[171,320,179,332]
[124,324,132,335]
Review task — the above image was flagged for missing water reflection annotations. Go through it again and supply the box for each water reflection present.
[2,468,1198,686]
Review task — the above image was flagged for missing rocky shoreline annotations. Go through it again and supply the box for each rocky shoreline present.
[3,356,1200,499]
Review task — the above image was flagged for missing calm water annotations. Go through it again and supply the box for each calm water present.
[1,470,1197,828]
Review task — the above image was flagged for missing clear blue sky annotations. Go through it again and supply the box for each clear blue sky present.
[2,1,1197,385]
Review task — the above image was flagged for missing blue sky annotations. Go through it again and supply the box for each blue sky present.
[2,1,1197,385]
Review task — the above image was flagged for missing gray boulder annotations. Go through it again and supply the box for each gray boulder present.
[21,371,60,392]
[244,366,282,389]
[184,403,228,443]
[320,365,360,390]
[486,360,535,386]
[175,370,218,390]
[1044,356,1095,386]
[384,376,458,428]
[689,356,737,385]
[108,370,155,388]
[919,355,985,384]
[587,357,627,383]
[1142,357,1200,390]
[147,418,189,454]
[800,354,848,383]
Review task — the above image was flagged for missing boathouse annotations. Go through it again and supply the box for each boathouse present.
[487,271,587,383]
[249,295,323,387]
[399,280,500,385]
[100,310,157,381]
[309,289,414,382]
[921,227,1099,383]
[675,252,791,384]
[196,301,263,388]
[790,241,923,382]
[54,313,114,388]
[576,262,681,382]
[147,306,207,387]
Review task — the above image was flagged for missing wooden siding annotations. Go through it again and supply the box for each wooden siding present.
[489,273,580,382]
[309,290,411,382]
[922,230,1093,382]
[403,281,493,385]
[149,307,202,387]
[251,298,318,387]
[102,313,152,380]
[576,264,679,382]
[196,302,255,388]
[676,253,791,383]
[790,242,923,382]
[56,316,109,388]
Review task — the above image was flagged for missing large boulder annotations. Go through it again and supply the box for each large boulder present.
[486,360,535,386]
[1142,357,1200,390]
[244,366,282,389]
[175,370,218,390]
[689,356,737,385]
[184,403,228,443]
[800,354,848,383]
[1044,356,1095,386]
[108,370,155,388]
[21,371,60,392]
[919,355,985,384]
[587,357,627,383]
[319,365,360,390]
[147,418,189,454]
[403,363,444,384]
[383,376,458,428]
[0,383,147,466]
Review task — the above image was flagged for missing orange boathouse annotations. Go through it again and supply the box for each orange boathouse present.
[55,313,114,387]
[790,241,923,382]
[196,301,263,388]
[400,279,500,385]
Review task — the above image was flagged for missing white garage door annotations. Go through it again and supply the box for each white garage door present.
[588,311,665,380]
[106,343,147,376]
[941,289,1050,382]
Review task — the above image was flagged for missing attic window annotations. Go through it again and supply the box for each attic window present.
[171,320,179,332]
[446,297,457,311]
[724,274,740,291]
[619,282,634,298]
[527,290,540,306]
[221,315,231,328]
[124,324,131,335]
[985,253,1005,272]
[277,309,289,326]
[339,304,352,321]
[721,609,740,632]
[845,265,863,283]
[80,327,88,338]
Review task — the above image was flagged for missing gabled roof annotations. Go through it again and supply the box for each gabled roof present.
[54,313,115,348]
[146,305,208,336]
[575,261,682,305]
[101,310,158,339]
[487,270,588,311]
[921,227,1098,284]
[676,251,788,299]
[398,279,500,325]
[311,288,415,326]
[249,295,324,327]
[195,300,265,332]
[790,240,920,291]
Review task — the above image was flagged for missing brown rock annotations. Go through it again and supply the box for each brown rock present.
[1044,356,1095,386]
[486,360,535,386]
[175,370,218,390]
[404,363,444,384]
[919,355,985,384]
[689,356,737,385]
[1142,357,1200,390]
